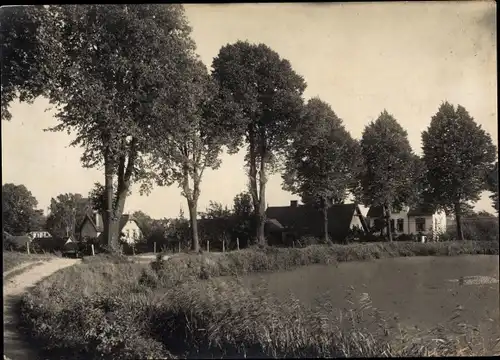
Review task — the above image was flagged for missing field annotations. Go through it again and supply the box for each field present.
[17,241,500,359]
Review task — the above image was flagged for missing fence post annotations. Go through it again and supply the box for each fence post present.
[292,241,295,248]
[222,240,225,253]
[27,241,30,255]
[207,240,210,252]
[154,242,156,254]
[91,244,95,256]
[178,242,181,253]
[236,237,240,251]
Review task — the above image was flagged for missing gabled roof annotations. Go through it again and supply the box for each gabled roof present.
[119,214,130,231]
[266,203,367,240]
[79,212,101,233]
[366,206,384,218]
[78,212,135,234]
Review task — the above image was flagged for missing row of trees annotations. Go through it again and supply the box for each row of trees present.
[2,5,497,251]
[2,179,254,252]
[2,182,111,237]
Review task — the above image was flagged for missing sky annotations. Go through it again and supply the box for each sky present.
[1,2,497,219]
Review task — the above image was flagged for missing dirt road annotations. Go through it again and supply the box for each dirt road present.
[3,258,81,360]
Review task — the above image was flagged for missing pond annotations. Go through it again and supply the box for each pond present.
[237,255,500,343]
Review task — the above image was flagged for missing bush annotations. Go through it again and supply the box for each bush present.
[447,217,499,241]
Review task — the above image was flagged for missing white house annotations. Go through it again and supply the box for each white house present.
[119,215,143,244]
[78,211,143,244]
[27,231,52,239]
[366,205,447,239]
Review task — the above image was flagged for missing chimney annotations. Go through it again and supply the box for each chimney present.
[290,200,298,208]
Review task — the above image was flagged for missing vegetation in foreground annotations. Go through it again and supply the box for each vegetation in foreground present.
[19,241,499,359]
[3,251,57,273]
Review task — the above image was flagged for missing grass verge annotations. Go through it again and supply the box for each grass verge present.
[19,241,500,359]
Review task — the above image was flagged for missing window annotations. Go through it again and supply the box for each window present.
[416,218,426,232]
[397,219,404,232]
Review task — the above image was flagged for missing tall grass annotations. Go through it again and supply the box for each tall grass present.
[19,241,499,359]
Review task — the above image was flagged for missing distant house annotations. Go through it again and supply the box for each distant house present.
[365,204,447,238]
[3,232,32,250]
[78,211,143,244]
[265,200,368,244]
[27,231,52,239]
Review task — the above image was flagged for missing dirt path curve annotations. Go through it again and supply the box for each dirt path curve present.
[3,262,41,279]
[3,258,81,360]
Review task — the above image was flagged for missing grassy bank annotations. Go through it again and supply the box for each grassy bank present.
[19,241,499,359]
[3,251,57,273]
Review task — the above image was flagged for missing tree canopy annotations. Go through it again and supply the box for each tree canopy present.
[422,102,497,239]
[3,5,202,251]
[45,193,91,238]
[212,41,306,245]
[2,183,43,235]
[283,98,361,243]
[358,110,421,241]
[153,59,226,252]
[0,5,51,121]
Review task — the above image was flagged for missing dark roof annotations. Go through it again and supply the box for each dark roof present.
[78,212,134,234]
[119,214,130,231]
[366,206,384,218]
[32,236,67,249]
[265,203,367,241]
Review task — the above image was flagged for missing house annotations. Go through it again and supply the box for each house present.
[78,211,143,244]
[4,233,32,250]
[265,200,368,244]
[365,204,447,238]
[27,230,52,239]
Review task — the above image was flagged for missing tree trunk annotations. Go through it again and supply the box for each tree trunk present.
[383,204,393,242]
[188,200,200,252]
[257,152,267,247]
[454,202,464,241]
[103,155,115,252]
[322,198,329,244]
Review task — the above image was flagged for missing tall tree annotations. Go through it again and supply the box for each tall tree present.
[283,98,362,244]
[422,102,497,239]
[358,110,420,242]
[0,5,51,121]
[2,183,41,235]
[212,41,306,245]
[45,193,91,238]
[9,5,200,252]
[154,60,225,252]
